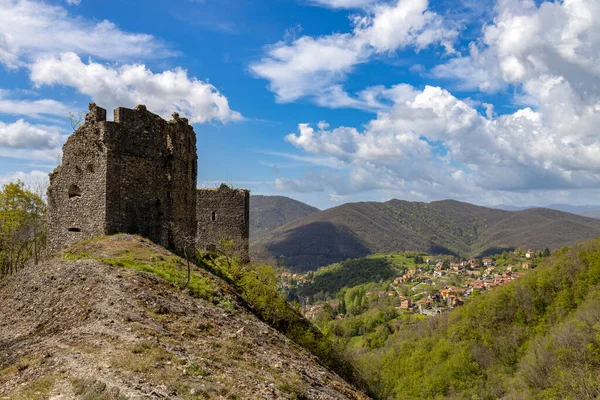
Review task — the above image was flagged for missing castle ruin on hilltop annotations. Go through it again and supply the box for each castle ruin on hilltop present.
[47,103,250,258]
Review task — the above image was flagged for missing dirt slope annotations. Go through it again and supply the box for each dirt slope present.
[0,235,367,400]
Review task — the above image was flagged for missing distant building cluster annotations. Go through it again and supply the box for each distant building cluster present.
[296,250,543,320]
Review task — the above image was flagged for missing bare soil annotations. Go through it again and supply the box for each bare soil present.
[0,235,368,400]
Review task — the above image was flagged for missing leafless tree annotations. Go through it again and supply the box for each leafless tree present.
[67,111,85,131]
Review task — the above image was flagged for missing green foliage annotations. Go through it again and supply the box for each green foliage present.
[250,195,318,236]
[0,181,46,278]
[297,256,404,298]
[64,237,216,301]
[350,237,600,399]
[254,198,600,271]
[344,286,368,316]
[199,249,368,393]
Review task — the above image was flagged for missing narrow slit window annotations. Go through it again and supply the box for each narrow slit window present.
[68,227,81,232]
[211,211,216,221]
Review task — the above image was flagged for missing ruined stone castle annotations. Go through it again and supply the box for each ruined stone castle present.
[47,103,250,258]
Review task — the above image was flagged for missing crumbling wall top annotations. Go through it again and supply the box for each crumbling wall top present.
[198,183,250,194]
[85,102,106,123]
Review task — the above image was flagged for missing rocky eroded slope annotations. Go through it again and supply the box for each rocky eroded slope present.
[0,235,367,399]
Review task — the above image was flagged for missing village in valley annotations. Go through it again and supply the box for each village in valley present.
[280,248,549,321]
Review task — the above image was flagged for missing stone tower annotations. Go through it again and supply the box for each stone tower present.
[196,184,250,258]
[47,103,198,254]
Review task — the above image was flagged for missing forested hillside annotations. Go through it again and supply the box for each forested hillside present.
[250,195,319,236]
[346,238,600,399]
[254,199,600,271]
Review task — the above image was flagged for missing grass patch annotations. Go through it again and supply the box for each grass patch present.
[8,375,57,400]
[368,252,428,269]
[63,235,216,301]
[278,374,309,400]
[111,341,174,374]
[0,357,37,384]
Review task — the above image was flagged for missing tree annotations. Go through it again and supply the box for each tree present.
[166,223,197,289]
[0,181,46,278]
[345,286,367,316]
[543,247,551,257]
[67,111,85,131]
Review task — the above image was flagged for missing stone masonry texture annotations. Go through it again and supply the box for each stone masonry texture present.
[47,103,198,254]
[196,184,250,258]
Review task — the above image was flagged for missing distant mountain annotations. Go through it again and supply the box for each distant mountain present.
[250,195,319,237]
[252,199,600,271]
[493,204,529,211]
[494,203,600,215]
[582,210,600,219]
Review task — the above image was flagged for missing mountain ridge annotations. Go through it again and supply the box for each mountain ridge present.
[250,195,319,237]
[493,203,600,216]
[252,198,600,271]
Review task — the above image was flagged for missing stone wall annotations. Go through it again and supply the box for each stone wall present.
[47,103,198,254]
[46,105,109,253]
[47,103,249,258]
[104,105,197,251]
[196,184,250,259]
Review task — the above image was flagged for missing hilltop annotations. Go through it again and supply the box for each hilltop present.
[253,199,600,271]
[0,235,367,399]
[251,195,319,237]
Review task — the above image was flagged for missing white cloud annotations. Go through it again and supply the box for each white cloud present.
[251,34,365,103]
[66,0,81,5]
[30,52,242,124]
[251,0,457,105]
[269,0,600,205]
[354,0,457,53]
[0,90,70,117]
[433,0,600,101]
[0,170,49,192]
[280,83,600,199]
[0,0,171,68]
[0,119,64,150]
[0,119,65,160]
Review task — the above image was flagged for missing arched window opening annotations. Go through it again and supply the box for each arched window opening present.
[68,184,82,199]
[211,211,216,221]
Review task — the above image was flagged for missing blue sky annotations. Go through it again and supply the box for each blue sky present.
[1,0,599,209]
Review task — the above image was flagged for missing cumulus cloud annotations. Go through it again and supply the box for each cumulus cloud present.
[251,0,457,105]
[0,0,172,68]
[0,119,65,160]
[432,0,600,99]
[0,90,70,117]
[30,52,242,124]
[281,83,600,199]
[0,119,64,149]
[269,0,600,205]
